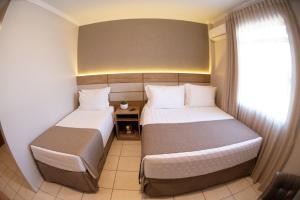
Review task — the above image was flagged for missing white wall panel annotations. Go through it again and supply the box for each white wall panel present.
[0,1,78,191]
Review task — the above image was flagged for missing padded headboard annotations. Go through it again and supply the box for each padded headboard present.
[76,73,210,107]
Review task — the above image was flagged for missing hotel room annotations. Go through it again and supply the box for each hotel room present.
[0,0,299,200]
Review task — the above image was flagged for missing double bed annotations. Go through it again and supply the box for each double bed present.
[31,88,114,192]
[140,104,262,196]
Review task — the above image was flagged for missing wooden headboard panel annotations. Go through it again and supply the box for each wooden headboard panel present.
[77,73,210,107]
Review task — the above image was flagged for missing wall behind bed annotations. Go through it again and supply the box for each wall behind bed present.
[77,18,211,106]
[0,0,78,191]
[77,19,209,75]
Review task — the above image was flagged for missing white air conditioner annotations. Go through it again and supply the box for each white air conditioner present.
[209,24,226,41]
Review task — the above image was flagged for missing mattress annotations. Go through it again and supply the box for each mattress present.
[140,105,262,179]
[31,107,114,173]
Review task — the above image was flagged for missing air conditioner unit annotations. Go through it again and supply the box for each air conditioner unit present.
[0,0,10,30]
[209,24,226,41]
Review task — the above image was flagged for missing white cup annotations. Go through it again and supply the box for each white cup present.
[120,103,128,110]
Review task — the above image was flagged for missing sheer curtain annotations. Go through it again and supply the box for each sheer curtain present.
[237,16,292,124]
[225,0,300,190]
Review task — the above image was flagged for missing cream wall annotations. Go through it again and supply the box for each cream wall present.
[0,0,78,191]
[210,38,227,109]
[210,18,228,110]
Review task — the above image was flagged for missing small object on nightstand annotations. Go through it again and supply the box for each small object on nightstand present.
[129,108,136,111]
[114,106,140,140]
[125,125,132,134]
[120,100,129,110]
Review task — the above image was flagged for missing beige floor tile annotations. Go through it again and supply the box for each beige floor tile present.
[123,140,141,145]
[203,185,231,200]
[118,156,141,171]
[234,187,259,200]
[6,160,18,172]
[108,145,122,156]
[98,170,116,189]
[114,171,140,190]
[2,168,15,183]
[0,176,8,191]
[245,177,254,185]
[15,170,23,179]
[33,191,55,200]
[174,190,205,200]
[112,138,123,146]
[8,175,23,192]
[0,163,6,175]
[111,190,142,200]
[82,188,112,200]
[222,197,236,200]
[13,194,24,200]
[143,195,173,200]
[227,178,251,194]
[3,185,17,199]
[40,181,62,197]
[121,145,141,156]
[18,185,36,200]
[104,156,119,170]
[252,183,262,196]
[57,187,82,200]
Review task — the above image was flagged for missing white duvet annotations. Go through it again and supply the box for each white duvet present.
[31,107,114,174]
[140,105,262,179]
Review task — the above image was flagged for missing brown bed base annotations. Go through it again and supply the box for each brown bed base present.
[143,159,256,197]
[35,130,115,193]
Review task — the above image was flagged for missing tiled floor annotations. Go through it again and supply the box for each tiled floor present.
[0,140,263,200]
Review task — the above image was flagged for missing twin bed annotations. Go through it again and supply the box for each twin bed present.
[30,84,262,196]
[31,88,114,192]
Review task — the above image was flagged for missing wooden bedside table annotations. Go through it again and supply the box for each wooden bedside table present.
[114,106,141,140]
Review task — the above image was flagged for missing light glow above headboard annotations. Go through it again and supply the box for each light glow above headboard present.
[78,19,209,76]
[77,70,210,77]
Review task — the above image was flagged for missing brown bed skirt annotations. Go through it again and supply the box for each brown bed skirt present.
[35,129,115,193]
[143,159,256,197]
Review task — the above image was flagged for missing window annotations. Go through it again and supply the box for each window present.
[236,16,292,123]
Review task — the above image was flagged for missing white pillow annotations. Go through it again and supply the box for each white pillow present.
[79,87,110,110]
[185,84,216,107]
[145,85,185,109]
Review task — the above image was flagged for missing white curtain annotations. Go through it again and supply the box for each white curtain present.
[225,0,300,190]
[237,15,292,124]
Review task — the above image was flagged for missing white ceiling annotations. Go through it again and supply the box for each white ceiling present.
[40,0,250,26]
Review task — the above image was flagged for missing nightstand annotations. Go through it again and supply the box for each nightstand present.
[114,106,141,140]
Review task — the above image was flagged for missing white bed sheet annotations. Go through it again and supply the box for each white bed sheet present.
[140,105,233,125]
[31,107,114,174]
[140,105,262,179]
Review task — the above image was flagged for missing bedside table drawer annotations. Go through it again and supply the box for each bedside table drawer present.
[115,114,138,121]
